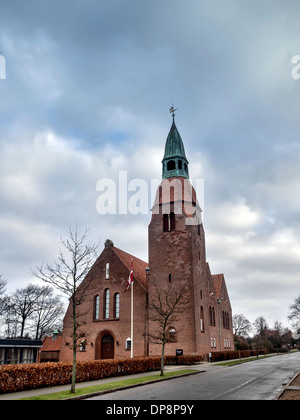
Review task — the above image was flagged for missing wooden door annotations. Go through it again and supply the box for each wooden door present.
[101,334,114,359]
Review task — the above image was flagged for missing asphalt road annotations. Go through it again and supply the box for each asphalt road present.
[88,352,300,400]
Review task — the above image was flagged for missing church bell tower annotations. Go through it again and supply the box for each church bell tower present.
[148,109,210,356]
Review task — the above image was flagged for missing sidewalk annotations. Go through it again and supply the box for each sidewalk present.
[0,355,277,400]
[0,364,205,400]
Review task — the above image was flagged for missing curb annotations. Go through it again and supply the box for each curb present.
[64,370,203,401]
[276,372,300,400]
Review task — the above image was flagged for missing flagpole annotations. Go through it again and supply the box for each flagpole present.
[131,279,133,359]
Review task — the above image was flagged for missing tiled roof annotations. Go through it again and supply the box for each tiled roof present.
[40,335,62,352]
[112,246,148,290]
[211,274,229,301]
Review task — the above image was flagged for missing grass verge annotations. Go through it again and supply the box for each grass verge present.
[20,369,197,400]
[213,354,277,366]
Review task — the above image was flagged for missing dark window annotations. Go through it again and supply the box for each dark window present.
[163,214,169,232]
[163,213,175,232]
[167,160,176,171]
[170,212,175,231]
[178,160,182,170]
[169,273,172,283]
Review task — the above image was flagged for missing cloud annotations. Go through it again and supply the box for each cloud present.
[0,0,300,329]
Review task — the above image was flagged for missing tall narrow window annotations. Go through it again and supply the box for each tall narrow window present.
[170,212,175,231]
[168,274,172,283]
[200,306,205,332]
[125,337,132,350]
[163,214,169,232]
[163,213,175,232]
[104,289,110,319]
[95,295,100,320]
[106,263,109,279]
[114,293,120,318]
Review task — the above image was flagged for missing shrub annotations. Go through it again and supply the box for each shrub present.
[0,355,203,394]
[207,349,270,362]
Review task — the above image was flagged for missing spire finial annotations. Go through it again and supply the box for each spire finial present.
[169,103,178,119]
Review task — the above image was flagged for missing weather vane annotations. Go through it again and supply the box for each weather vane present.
[169,104,178,118]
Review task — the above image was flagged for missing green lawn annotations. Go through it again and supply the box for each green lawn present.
[213,354,277,366]
[20,369,198,400]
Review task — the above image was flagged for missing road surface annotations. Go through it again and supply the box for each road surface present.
[88,352,300,400]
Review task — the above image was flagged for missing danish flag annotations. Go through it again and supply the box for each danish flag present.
[124,260,134,293]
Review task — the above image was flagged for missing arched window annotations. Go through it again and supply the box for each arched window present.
[79,339,86,352]
[114,293,120,318]
[167,160,176,171]
[104,289,110,319]
[106,263,109,279]
[200,306,205,332]
[94,295,100,320]
[178,160,182,170]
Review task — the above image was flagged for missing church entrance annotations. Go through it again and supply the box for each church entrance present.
[100,334,115,359]
[95,332,115,360]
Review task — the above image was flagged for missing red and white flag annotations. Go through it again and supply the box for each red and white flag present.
[124,260,134,293]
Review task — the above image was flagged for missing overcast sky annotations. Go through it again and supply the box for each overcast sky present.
[1,0,300,331]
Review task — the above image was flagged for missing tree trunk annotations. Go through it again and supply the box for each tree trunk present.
[160,336,165,376]
[70,298,77,393]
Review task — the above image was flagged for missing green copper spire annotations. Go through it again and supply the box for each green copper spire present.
[162,111,189,179]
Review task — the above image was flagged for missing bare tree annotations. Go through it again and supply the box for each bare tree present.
[148,278,190,376]
[9,284,46,339]
[0,275,7,316]
[288,296,300,329]
[32,226,98,394]
[253,316,269,348]
[233,314,252,337]
[30,285,65,340]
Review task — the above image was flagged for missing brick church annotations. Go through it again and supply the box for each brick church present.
[59,114,234,361]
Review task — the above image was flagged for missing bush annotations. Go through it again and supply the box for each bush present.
[0,355,204,394]
[207,349,269,362]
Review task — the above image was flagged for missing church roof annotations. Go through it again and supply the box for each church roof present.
[41,334,62,352]
[163,120,188,161]
[162,118,189,179]
[111,246,148,290]
[211,274,229,302]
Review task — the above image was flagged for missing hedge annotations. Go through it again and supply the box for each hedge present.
[0,355,203,394]
[207,349,268,362]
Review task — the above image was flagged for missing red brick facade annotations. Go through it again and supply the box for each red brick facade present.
[59,244,148,361]
[147,177,234,357]
[59,119,234,361]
